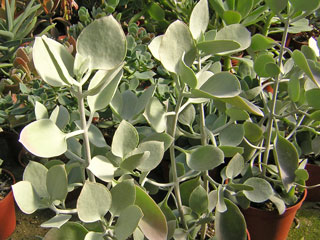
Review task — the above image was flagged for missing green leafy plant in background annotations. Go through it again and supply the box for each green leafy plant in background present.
[12,15,169,240]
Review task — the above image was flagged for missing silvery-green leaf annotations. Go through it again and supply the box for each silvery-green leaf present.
[19,119,67,158]
[269,195,286,214]
[87,69,123,112]
[178,104,196,128]
[46,164,68,202]
[243,177,273,203]
[143,97,167,133]
[12,181,41,214]
[159,20,196,73]
[87,155,116,182]
[254,53,275,77]
[250,33,276,51]
[23,161,49,198]
[289,0,320,11]
[226,153,244,179]
[41,214,72,228]
[77,181,112,223]
[197,40,241,55]
[118,90,138,121]
[110,179,136,216]
[187,145,224,171]
[136,141,164,172]
[111,120,139,158]
[33,36,74,87]
[43,222,88,240]
[236,0,253,18]
[189,0,209,40]
[74,53,90,78]
[77,15,126,70]
[50,105,70,130]
[120,152,150,172]
[35,101,48,120]
[274,135,299,191]
[215,24,251,55]
[219,124,244,146]
[217,185,227,213]
[223,10,242,25]
[223,96,264,116]
[208,190,218,212]
[178,55,197,89]
[148,35,163,61]
[141,132,173,151]
[189,185,208,215]
[115,205,144,240]
[135,85,156,116]
[265,0,288,13]
[85,232,104,240]
[88,124,107,148]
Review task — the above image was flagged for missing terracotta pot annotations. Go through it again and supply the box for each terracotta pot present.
[241,190,307,240]
[0,169,16,239]
[306,163,320,202]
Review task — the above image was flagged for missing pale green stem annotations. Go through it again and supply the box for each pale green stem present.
[262,18,290,176]
[50,205,77,214]
[77,87,96,182]
[168,87,187,229]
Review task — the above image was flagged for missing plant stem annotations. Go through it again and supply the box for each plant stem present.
[262,18,290,176]
[77,88,95,182]
[262,12,275,36]
[168,87,187,229]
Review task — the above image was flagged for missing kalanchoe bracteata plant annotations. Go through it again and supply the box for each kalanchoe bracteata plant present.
[12,15,169,240]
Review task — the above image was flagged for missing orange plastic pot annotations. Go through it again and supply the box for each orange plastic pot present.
[306,163,320,202]
[0,169,16,239]
[241,190,307,240]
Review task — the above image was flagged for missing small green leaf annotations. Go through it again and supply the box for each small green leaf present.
[50,105,70,130]
[265,0,288,13]
[288,75,301,102]
[77,15,126,70]
[289,0,320,11]
[87,155,116,182]
[111,120,139,158]
[295,169,309,181]
[187,145,224,171]
[159,20,196,73]
[148,2,165,21]
[85,232,104,240]
[226,108,249,121]
[189,185,208,215]
[306,89,320,109]
[41,214,72,228]
[219,146,244,157]
[178,56,197,89]
[178,104,196,127]
[143,97,167,133]
[120,152,149,171]
[189,0,209,40]
[197,40,241,55]
[215,199,247,240]
[254,53,275,77]
[236,0,253,18]
[43,222,88,240]
[223,10,242,25]
[115,205,144,240]
[180,178,201,206]
[148,35,163,61]
[274,135,299,191]
[269,195,286,215]
[223,96,264,116]
[217,185,227,212]
[226,153,244,179]
[208,190,218,212]
[219,124,244,146]
[110,179,136,216]
[265,62,281,77]
[77,181,112,223]
[136,141,164,172]
[19,119,67,158]
[243,177,273,203]
[135,186,168,240]
[12,181,41,214]
[244,121,263,142]
[46,165,68,202]
[310,110,320,121]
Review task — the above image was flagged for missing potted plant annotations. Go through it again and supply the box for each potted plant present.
[0,159,16,239]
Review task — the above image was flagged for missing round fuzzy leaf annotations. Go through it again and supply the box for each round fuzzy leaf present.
[178,104,196,127]
[46,165,68,202]
[87,124,107,148]
[148,35,163,61]
[120,152,150,172]
[243,177,273,203]
[115,205,144,240]
[87,155,116,182]
[77,15,126,70]
[215,24,251,55]
[226,153,244,179]
[289,0,320,11]
[223,10,242,25]
[189,185,208,215]
[111,120,139,158]
[19,119,67,158]
[208,190,218,212]
[250,34,276,51]
[244,121,263,142]
[159,20,196,73]
[226,108,249,121]
[189,0,209,40]
[180,178,201,206]
[254,53,275,77]
[219,124,244,146]
[215,198,247,240]
[77,181,112,223]
[143,97,167,133]
[197,40,241,55]
[197,72,241,98]
[136,141,165,172]
[23,161,49,198]
[274,135,299,191]
[135,186,168,240]
[178,56,197,89]
[35,101,48,120]
[295,169,309,181]
[50,105,70,130]
[306,89,320,109]
[43,222,88,240]
[187,145,224,171]
[33,36,74,87]
[288,75,301,102]
[12,181,42,214]
[265,0,288,13]
[110,179,136,216]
